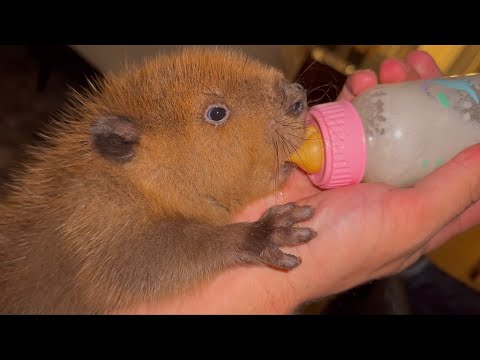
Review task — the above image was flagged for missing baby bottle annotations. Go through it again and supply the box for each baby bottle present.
[289,73,480,188]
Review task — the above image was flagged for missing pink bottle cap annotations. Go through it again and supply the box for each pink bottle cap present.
[306,100,367,189]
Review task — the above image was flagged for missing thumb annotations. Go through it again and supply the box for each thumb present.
[401,144,480,243]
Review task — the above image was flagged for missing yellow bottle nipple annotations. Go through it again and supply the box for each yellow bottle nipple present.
[288,125,325,174]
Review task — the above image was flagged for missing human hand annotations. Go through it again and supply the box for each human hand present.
[233,50,480,302]
[337,50,480,249]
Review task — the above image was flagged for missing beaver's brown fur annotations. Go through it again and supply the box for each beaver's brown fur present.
[0,47,315,314]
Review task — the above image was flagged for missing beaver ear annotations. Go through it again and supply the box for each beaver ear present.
[90,115,140,164]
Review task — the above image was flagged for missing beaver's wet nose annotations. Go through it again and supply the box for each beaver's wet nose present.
[281,82,307,117]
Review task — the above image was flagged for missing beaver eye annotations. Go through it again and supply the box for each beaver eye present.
[204,104,230,125]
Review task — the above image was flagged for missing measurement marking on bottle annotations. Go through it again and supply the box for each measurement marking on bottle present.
[430,78,479,104]
[421,159,444,170]
[437,92,450,108]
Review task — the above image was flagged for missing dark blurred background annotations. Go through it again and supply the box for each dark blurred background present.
[0,44,479,314]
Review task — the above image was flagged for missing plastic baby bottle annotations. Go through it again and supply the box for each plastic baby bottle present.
[289,73,480,188]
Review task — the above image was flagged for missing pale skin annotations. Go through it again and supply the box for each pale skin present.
[119,50,480,314]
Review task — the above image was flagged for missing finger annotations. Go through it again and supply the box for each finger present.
[405,50,443,79]
[426,200,480,252]
[402,144,480,243]
[336,70,378,101]
[379,58,420,84]
[373,249,425,279]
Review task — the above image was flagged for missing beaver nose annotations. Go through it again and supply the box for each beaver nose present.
[282,82,307,117]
